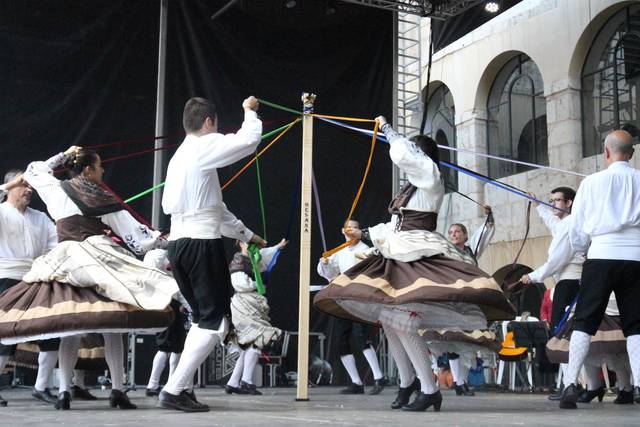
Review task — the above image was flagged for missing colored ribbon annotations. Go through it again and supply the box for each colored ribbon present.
[123,120,300,203]
[321,120,379,259]
[247,244,266,295]
[221,119,301,191]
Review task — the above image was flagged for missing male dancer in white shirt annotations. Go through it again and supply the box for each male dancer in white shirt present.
[0,170,58,406]
[520,187,585,400]
[317,220,387,395]
[159,96,266,412]
[560,129,640,409]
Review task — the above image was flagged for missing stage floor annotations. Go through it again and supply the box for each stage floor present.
[0,386,637,426]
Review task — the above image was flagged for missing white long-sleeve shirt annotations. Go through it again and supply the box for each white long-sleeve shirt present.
[466,222,495,260]
[529,205,585,283]
[569,161,640,261]
[162,110,262,241]
[24,153,160,256]
[387,132,444,213]
[317,241,370,281]
[0,202,57,280]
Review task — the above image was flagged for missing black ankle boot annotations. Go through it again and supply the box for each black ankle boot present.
[110,389,137,409]
[339,382,364,395]
[391,377,420,409]
[614,389,634,404]
[454,382,475,396]
[55,391,71,410]
[402,390,443,412]
[633,386,640,404]
[577,386,605,403]
[559,384,579,409]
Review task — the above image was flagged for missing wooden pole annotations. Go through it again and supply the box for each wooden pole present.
[296,92,315,401]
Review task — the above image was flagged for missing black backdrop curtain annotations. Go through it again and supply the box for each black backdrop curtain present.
[1,0,393,376]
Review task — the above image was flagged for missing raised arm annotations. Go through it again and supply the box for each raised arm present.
[468,215,495,259]
[378,118,441,192]
[198,97,263,170]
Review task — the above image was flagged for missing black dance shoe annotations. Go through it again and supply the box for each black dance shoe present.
[577,386,605,403]
[184,389,199,403]
[633,386,640,404]
[240,381,263,395]
[368,377,389,395]
[72,385,97,400]
[402,390,443,412]
[339,382,364,395]
[145,387,162,397]
[55,391,71,410]
[109,389,137,409]
[614,389,634,404]
[454,382,475,396]
[225,384,249,395]
[32,387,58,404]
[158,390,210,412]
[391,377,420,409]
[559,384,579,409]
[0,393,7,407]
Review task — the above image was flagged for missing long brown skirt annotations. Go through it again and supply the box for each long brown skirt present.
[546,314,626,364]
[0,281,173,344]
[13,334,107,371]
[314,254,515,324]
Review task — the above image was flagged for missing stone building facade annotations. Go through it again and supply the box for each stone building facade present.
[412,0,640,286]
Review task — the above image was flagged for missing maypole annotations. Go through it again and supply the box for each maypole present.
[296,92,315,401]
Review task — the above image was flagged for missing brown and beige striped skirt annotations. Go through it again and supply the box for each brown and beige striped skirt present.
[314,254,515,323]
[12,334,107,371]
[0,280,173,345]
[314,254,514,351]
[546,314,626,364]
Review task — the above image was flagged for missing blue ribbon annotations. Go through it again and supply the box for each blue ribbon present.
[553,292,579,335]
[317,116,565,212]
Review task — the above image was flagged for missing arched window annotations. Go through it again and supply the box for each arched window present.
[582,5,640,157]
[423,84,457,192]
[486,54,548,179]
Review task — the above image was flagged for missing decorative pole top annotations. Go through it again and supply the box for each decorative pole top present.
[301,92,316,114]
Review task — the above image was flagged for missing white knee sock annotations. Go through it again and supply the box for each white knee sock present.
[340,354,363,385]
[565,331,592,386]
[0,355,11,375]
[583,364,602,390]
[241,348,260,385]
[34,351,58,391]
[103,333,124,391]
[59,336,81,393]
[396,330,437,394]
[383,326,414,387]
[449,357,464,384]
[73,370,86,388]
[362,346,383,380]
[227,350,245,388]
[169,353,181,379]
[148,351,169,389]
[164,321,225,396]
[626,335,640,388]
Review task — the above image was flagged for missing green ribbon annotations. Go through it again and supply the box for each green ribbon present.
[257,98,302,116]
[247,244,265,295]
[255,155,267,241]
